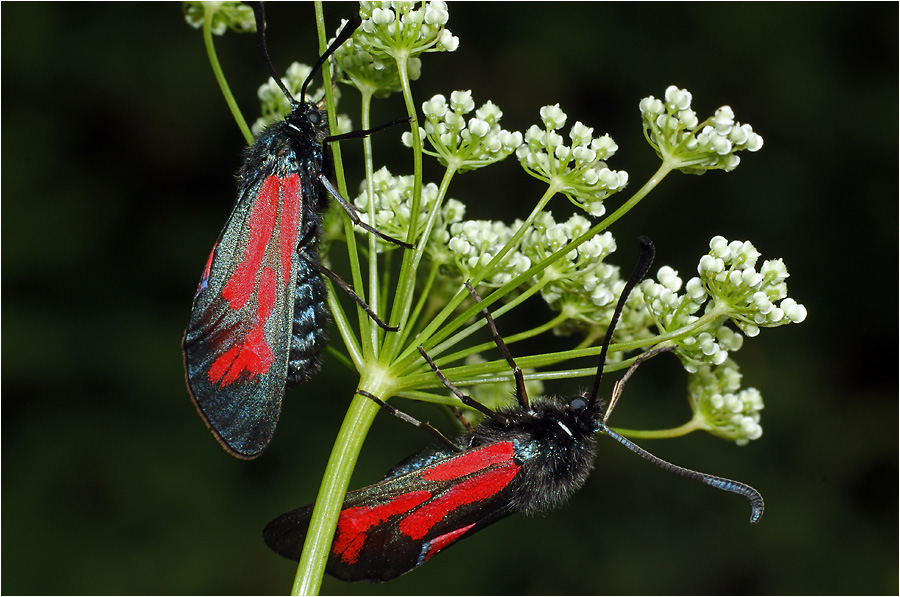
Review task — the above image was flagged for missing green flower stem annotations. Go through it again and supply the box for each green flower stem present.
[398,341,659,391]
[357,88,384,357]
[383,50,425,341]
[202,4,253,145]
[291,392,382,596]
[394,184,561,369]
[292,6,369,595]
[434,310,570,371]
[393,164,459,351]
[399,259,442,348]
[609,419,701,439]
[422,274,553,372]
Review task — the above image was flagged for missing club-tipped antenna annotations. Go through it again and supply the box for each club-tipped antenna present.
[589,236,655,403]
[599,422,765,523]
[299,14,362,104]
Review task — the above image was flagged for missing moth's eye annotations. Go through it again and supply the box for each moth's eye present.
[308,111,321,125]
[569,397,587,411]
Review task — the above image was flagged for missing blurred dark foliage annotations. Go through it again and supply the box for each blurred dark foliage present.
[2,2,897,594]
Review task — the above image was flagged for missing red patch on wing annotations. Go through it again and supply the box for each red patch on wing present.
[422,523,476,561]
[420,442,515,482]
[222,176,281,310]
[333,491,432,564]
[208,266,279,385]
[206,174,302,387]
[399,461,519,540]
[278,174,302,288]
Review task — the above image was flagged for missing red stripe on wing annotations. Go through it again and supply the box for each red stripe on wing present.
[333,490,433,565]
[222,176,280,309]
[421,522,476,562]
[399,461,519,540]
[279,174,302,288]
[420,441,514,482]
[208,266,279,384]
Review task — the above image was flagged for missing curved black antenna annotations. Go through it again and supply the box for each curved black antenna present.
[599,423,765,524]
[589,236,655,403]
[299,13,362,104]
[247,2,296,104]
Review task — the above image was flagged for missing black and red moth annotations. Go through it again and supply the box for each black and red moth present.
[183,5,406,459]
[263,238,765,582]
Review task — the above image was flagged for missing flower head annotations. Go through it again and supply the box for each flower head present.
[640,85,764,174]
[445,219,531,287]
[517,105,627,216]
[404,92,522,172]
[183,2,255,35]
[334,19,421,98]
[641,235,806,372]
[689,360,764,445]
[352,167,444,252]
[356,1,458,62]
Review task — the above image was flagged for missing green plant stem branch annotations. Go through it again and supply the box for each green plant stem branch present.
[401,259,442,347]
[609,419,700,439]
[383,51,425,345]
[357,88,383,358]
[392,184,560,370]
[291,392,382,596]
[427,273,550,363]
[292,6,366,595]
[434,310,571,371]
[203,5,253,144]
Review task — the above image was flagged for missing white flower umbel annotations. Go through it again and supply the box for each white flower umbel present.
[403,91,523,173]
[516,105,628,217]
[446,219,531,287]
[640,85,764,174]
[688,360,764,446]
[334,22,422,99]
[352,167,446,252]
[357,1,459,60]
[183,1,255,36]
[641,235,807,372]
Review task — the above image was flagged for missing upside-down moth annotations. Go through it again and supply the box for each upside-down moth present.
[263,237,764,581]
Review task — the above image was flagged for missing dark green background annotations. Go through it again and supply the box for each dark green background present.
[3,2,897,594]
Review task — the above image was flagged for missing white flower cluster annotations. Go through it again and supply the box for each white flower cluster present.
[352,167,443,252]
[250,62,352,136]
[333,21,422,98]
[521,213,617,320]
[516,105,628,217]
[357,1,459,59]
[640,85,764,174]
[183,2,255,36]
[689,360,764,446]
[446,220,531,287]
[699,236,808,336]
[641,235,806,372]
[403,91,523,172]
